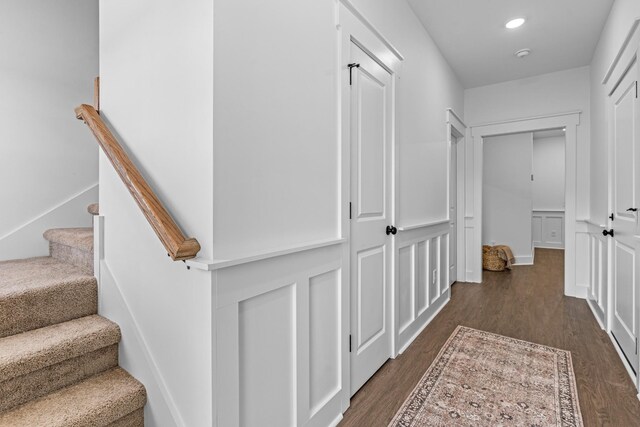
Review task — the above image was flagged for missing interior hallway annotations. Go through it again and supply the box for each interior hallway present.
[340,249,640,426]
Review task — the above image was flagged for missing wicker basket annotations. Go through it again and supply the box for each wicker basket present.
[483,245,507,271]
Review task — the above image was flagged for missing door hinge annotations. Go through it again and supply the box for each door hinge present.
[609,213,615,221]
[348,63,360,86]
[349,202,352,220]
[636,81,638,99]
[349,334,352,353]
[531,174,534,181]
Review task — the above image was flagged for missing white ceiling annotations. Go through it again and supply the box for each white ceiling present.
[406,0,614,88]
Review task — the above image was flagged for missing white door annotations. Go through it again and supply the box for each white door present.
[349,42,393,396]
[609,61,639,375]
[449,137,457,285]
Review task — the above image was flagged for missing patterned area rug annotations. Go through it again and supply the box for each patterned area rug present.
[389,326,583,426]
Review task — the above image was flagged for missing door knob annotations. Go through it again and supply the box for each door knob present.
[603,229,615,237]
[386,225,397,236]
[627,208,638,212]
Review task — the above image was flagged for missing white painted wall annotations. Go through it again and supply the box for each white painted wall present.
[465,66,590,219]
[533,136,565,211]
[483,133,534,263]
[0,0,98,259]
[99,0,214,425]
[212,0,465,261]
[212,0,338,259]
[589,0,640,224]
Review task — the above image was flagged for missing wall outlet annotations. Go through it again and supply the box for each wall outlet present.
[551,231,557,237]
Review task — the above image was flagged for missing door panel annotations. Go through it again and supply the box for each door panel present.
[349,42,393,396]
[610,61,639,375]
[357,247,385,346]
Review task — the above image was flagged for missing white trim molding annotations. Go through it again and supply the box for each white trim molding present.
[337,0,404,61]
[468,112,582,299]
[446,109,467,283]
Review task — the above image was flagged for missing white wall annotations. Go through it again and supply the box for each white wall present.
[0,0,98,259]
[212,0,465,261]
[465,66,590,219]
[533,136,565,211]
[99,0,214,425]
[212,0,338,259]
[483,133,534,263]
[589,0,640,224]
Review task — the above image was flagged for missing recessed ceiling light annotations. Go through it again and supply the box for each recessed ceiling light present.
[515,48,531,58]
[506,18,526,29]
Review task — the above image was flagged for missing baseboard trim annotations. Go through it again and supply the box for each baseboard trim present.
[586,299,606,330]
[329,413,343,427]
[607,330,637,386]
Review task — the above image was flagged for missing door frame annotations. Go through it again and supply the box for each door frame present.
[603,29,640,387]
[446,109,466,283]
[469,112,581,297]
[337,0,404,410]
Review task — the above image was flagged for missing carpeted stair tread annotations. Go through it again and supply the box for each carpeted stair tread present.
[43,228,93,253]
[0,315,120,383]
[0,367,146,427]
[87,203,99,216]
[0,257,97,338]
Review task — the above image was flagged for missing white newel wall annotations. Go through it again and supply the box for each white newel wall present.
[0,0,98,260]
[99,0,214,425]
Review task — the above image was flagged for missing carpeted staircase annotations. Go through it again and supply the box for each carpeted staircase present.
[0,204,146,426]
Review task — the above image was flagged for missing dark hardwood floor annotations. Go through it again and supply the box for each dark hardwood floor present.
[340,249,640,426]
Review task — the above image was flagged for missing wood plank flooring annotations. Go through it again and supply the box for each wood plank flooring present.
[339,249,640,426]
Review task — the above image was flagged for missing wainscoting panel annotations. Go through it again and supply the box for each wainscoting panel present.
[395,222,451,354]
[215,244,346,427]
[532,210,565,249]
[577,221,608,328]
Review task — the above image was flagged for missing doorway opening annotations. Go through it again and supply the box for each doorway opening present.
[482,129,566,267]
[469,112,580,296]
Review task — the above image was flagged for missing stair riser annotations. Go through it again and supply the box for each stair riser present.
[106,409,144,427]
[0,345,118,412]
[0,280,97,338]
[49,242,93,274]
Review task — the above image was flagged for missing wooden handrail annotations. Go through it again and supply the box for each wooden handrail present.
[75,104,201,261]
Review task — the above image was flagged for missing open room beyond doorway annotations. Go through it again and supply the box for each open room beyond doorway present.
[469,112,581,297]
[482,128,566,266]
